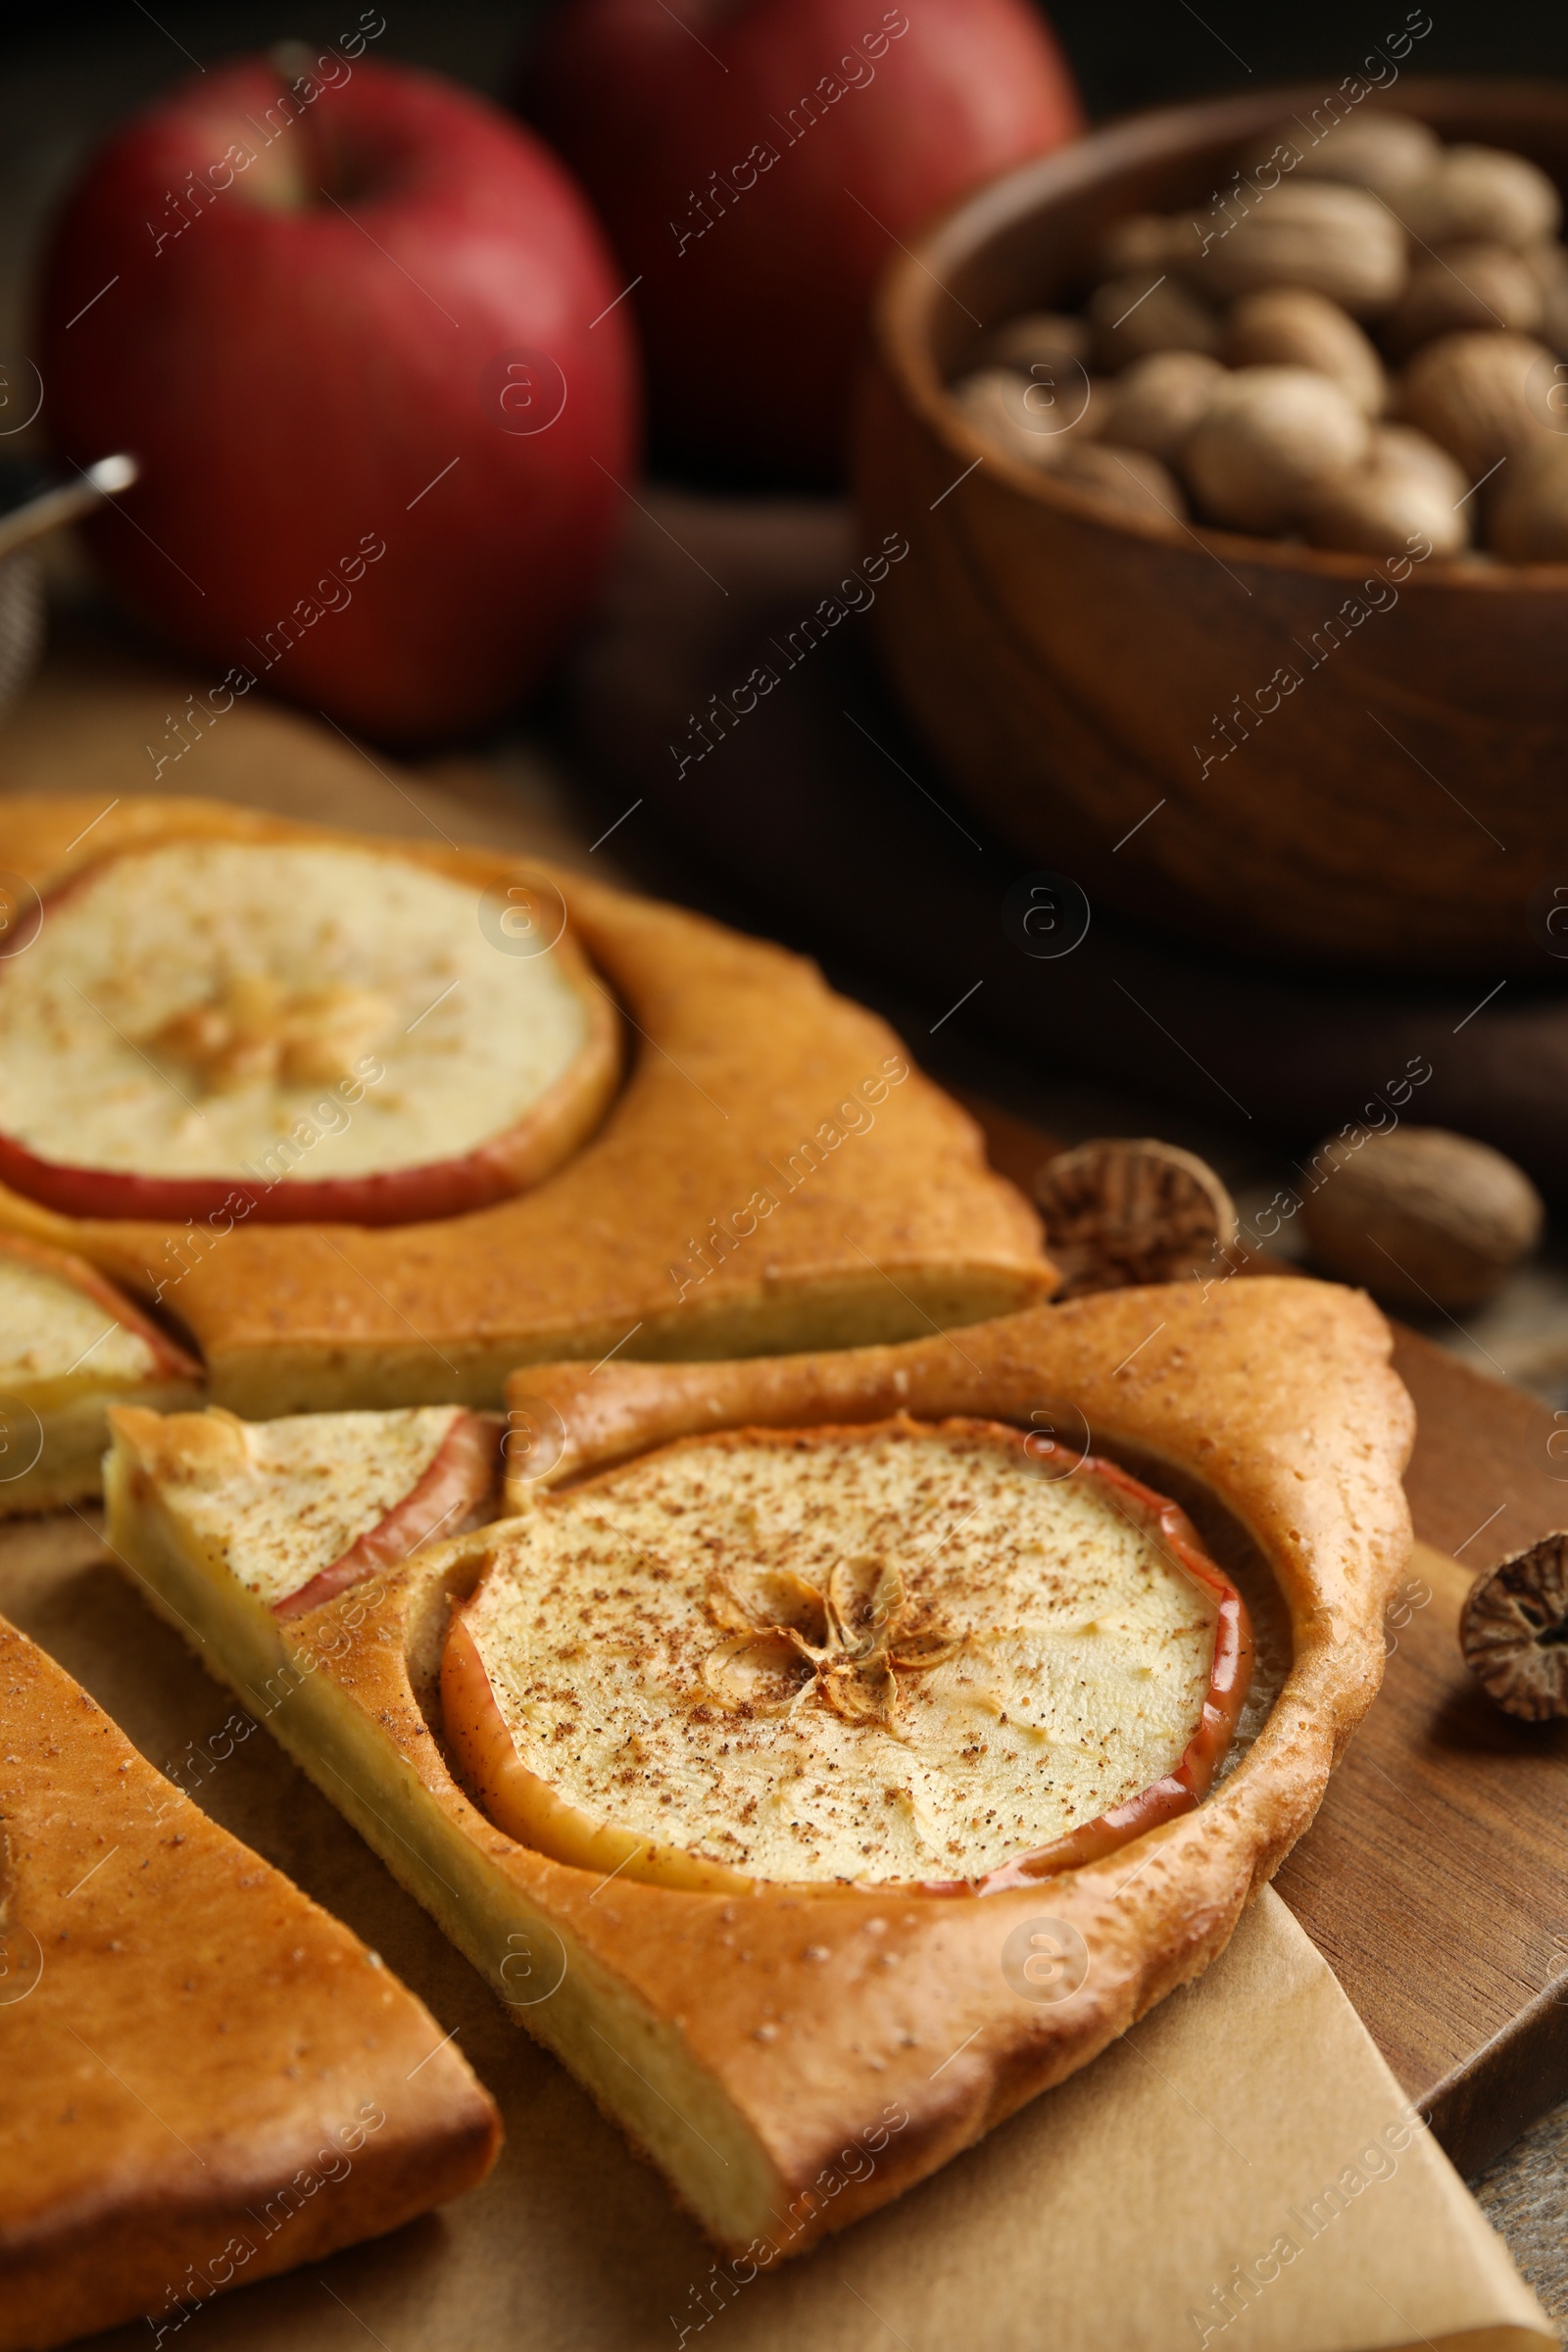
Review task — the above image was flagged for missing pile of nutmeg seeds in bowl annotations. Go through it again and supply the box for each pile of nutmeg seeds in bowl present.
[951,110,1568,560]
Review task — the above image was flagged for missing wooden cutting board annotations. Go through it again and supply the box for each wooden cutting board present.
[1278,1327,1568,2180]
[970,1096,1568,2180]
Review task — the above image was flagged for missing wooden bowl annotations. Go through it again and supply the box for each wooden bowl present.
[854,79,1568,979]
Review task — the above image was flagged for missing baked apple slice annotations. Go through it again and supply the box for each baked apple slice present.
[0,837,619,1225]
[0,1232,202,1513]
[443,1417,1250,1893]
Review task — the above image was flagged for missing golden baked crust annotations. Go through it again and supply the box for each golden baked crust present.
[0,797,1050,1412]
[104,1276,1411,2259]
[0,1614,500,2351]
[0,1231,204,1516]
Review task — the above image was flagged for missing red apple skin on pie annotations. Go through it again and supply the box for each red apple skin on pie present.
[273,1409,501,1620]
[443,1433,1253,1894]
[0,1085,607,1229]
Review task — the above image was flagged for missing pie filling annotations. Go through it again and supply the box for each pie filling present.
[443,1417,1252,1891]
[117,1402,500,1615]
[0,840,615,1222]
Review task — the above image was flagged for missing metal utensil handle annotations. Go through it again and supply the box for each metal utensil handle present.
[0,454,138,565]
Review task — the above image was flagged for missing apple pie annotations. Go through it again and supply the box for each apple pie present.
[0,1613,499,2349]
[104,1275,1412,2257]
[0,796,1050,1414]
[0,1231,201,1515]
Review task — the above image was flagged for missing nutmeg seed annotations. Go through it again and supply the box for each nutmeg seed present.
[1089,273,1220,371]
[1535,252,1568,359]
[971,311,1092,374]
[1100,350,1226,464]
[1382,239,1546,358]
[1238,111,1441,202]
[1461,1536,1568,1721]
[1300,1125,1544,1309]
[1397,328,1558,478]
[1487,436,1568,561]
[1396,143,1563,251]
[1224,286,1387,415]
[1034,1138,1238,1297]
[1181,366,1371,533]
[1049,441,1186,521]
[1094,214,1187,279]
[1302,423,1470,556]
[948,368,1062,470]
[1199,180,1409,313]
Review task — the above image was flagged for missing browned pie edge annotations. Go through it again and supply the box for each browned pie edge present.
[0,1616,500,2351]
[0,796,1051,1412]
[107,1275,1410,2260]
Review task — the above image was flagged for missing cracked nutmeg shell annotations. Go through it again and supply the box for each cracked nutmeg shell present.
[1460,1534,1568,1720]
[1033,1138,1238,1298]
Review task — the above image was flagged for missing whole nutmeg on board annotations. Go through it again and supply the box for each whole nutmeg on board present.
[1224,286,1387,415]
[1396,329,1557,478]
[1182,365,1371,533]
[1034,1138,1238,1298]
[1300,1125,1544,1310]
[1396,143,1563,251]
[1383,240,1546,358]
[1460,1535,1568,1721]
[1488,436,1568,560]
[1088,273,1219,371]
[1302,423,1470,557]
[1199,180,1408,314]
[1237,111,1441,202]
[1100,350,1226,464]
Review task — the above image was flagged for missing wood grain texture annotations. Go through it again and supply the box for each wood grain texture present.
[855,78,1568,978]
[1276,1332,1568,2178]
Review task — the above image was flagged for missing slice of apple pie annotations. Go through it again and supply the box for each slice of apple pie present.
[0,1614,500,2349]
[103,1278,1412,2258]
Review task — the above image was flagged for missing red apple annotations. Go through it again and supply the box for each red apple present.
[37,50,638,740]
[523,0,1083,481]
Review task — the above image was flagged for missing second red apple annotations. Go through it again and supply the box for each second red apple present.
[525,0,1083,481]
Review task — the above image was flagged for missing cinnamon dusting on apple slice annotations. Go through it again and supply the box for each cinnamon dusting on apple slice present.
[274,1409,501,1619]
[442,1417,1252,1894]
